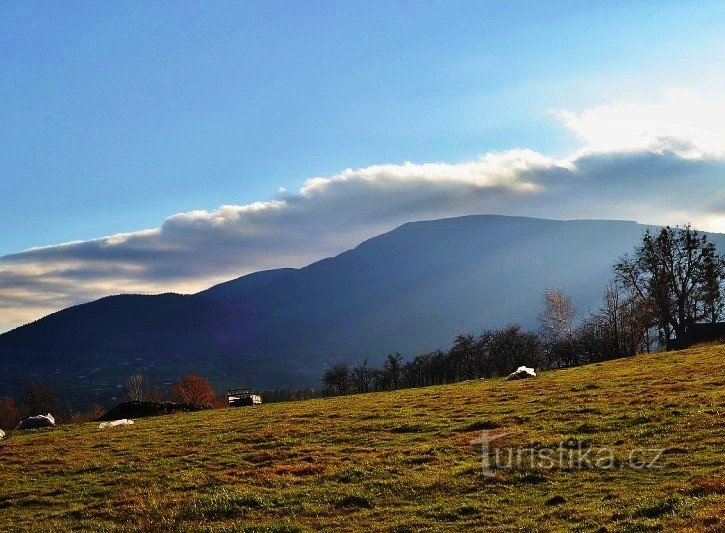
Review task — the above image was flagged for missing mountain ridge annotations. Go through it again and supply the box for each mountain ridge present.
[2,214,721,405]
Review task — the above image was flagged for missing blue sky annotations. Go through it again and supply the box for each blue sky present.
[2,0,724,255]
[2,1,725,331]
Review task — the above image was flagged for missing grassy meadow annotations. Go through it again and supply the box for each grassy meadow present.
[0,344,723,532]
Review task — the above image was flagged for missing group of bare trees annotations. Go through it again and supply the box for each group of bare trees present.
[538,284,655,368]
[1,382,60,429]
[574,284,656,363]
[123,372,219,406]
[322,324,543,395]
[323,226,725,396]
[0,382,101,430]
[540,225,725,365]
[614,225,724,348]
[320,285,653,397]
[1,372,223,430]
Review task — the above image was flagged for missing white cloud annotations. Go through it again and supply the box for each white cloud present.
[299,149,559,196]
[556,89,725,159]
[1,90,725,332]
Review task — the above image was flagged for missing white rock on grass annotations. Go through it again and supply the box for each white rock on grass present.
[99,419,135,429]
[16,413,56,430]
[506,366,537,381]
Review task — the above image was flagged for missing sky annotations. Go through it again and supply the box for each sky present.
[2,0,725,332]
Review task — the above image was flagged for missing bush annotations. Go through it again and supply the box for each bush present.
[20,382,56,416]
[0,397,22,430]
[68,404,106,424]
[169,374,216,406]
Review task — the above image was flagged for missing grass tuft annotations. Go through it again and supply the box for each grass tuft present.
[545,495,567,506]
[181,491,266,520]
[336,495,373,509]
[632,496,681,519]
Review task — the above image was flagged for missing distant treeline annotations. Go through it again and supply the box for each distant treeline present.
[321,225,725,396]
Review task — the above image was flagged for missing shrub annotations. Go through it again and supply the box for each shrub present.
[632,495,681,519]
[19,382,57,416]
[336,494,373,508]
[68,404,106,424]
[169,374,216,406]
[0,397,22,430]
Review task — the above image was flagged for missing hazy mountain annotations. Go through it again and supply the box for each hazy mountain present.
[198,268,297,300]
[2,215,719,405]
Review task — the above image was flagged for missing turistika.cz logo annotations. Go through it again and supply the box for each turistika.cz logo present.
[471,430,665,477]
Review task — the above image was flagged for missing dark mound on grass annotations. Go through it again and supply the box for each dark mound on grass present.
[97,400,210,421]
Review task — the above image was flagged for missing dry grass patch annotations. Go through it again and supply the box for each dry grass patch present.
[0,344,723,531]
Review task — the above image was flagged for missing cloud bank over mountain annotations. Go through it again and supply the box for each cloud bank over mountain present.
[2,91,725,332]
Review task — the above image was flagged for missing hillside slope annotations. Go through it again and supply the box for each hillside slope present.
[0,293,243,353]
[197,268,297,300]
[0,345,722,531]
[3,215,725,404]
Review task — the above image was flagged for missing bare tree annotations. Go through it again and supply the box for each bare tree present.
[475,331,495,378]
[350,359,374,393]
[124,373,155,402]
[401,359,419,388]
[539,289,577,366]
[539,289,576,341]
[599,283,655,357]
[372,368,389,392]
[484,324,542,375]
[20,382,57,416]
[384,353,403,390]
[429,350,448,385]
[615,225,724,349]
[573,282,659,363]
[448,334,475,381]
[322,364,350,395]
[701,250,725,324]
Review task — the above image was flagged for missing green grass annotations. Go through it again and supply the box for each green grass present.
[1,344,723,531]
